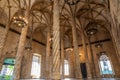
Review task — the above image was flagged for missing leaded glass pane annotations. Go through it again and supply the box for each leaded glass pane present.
[99,54,114,74]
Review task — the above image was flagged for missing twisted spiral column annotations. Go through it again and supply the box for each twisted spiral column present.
[13,9,29,80]
[51,0,60,79]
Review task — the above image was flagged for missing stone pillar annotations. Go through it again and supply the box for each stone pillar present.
[81,33,92,79]
[26,50,32,78]
[94,55,101,78]
[0,4,12,69]
[61,26,65,79]
[41,52,46,78]
[20,50,32,79]
[0,23,10,71]
[13,10,29,80]
[20,51,27,78]
[51,0,60,79]
[87,37,96,78]
[49,55,52,78]
[71,18,82,79]
[45,26,51,79]
[67,50,74,78]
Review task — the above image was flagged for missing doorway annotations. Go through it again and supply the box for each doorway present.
[80,63,87,78]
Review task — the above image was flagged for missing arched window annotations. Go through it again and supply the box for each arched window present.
[64,60,69,75]
[99,54,114,75]
[0,58,15,80]
[31,54,41,78]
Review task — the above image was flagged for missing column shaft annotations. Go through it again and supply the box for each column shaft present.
[41,53,46,78]
[71,18,82,79]
[52,0,60,79]
[87,37,96,78]
[0,23,10,70]
[81,33,92,79]
[20,50,32,79]
[13,9,29,79]
[69,51,75,78]
[61,27,65,79]
[26,51,32,78]
[45,26,51,78]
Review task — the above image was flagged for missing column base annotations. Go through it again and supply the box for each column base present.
[93,76,97,78]
[75,76,82,79]
[87,74,92,79]
[75,73,82,79]
[61,75,64,79]
[87,76,92,79]
[52,72,60,80]
[45,71,50,79]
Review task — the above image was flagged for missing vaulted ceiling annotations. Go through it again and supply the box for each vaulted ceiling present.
[0,0,112,48]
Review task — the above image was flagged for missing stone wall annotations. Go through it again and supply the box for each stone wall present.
[64,40,120,78]
[85,41,120,78]
[0,26,46,79]
[1,23,120,79]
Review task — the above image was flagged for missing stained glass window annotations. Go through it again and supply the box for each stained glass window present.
[31,54,41,78]
[0,58,15,80]
[99,54,114,74]
[64,60,69,75]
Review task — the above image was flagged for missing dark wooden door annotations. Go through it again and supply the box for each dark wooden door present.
[80,63,87,78]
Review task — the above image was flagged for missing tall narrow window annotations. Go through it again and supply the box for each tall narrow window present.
[31,54,41,78]
[99,54,114,75]
[64,60,69,75]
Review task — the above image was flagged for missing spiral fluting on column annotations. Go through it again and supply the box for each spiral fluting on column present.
[52,30,60,72]
[51,0,60,79]
[13,8,29,80]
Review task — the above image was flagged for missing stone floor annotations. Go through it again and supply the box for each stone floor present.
[20,78,120,80]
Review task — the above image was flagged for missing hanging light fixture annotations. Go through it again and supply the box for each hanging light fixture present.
[95,43,102,48]
[25,38,32,51]
[25,27,33,51]
[65,47,73,52]
[85,22,98,36]
[25,17,33,51]
[100,51,106,55]
[12,8,28,27]
[64,0,80,5]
